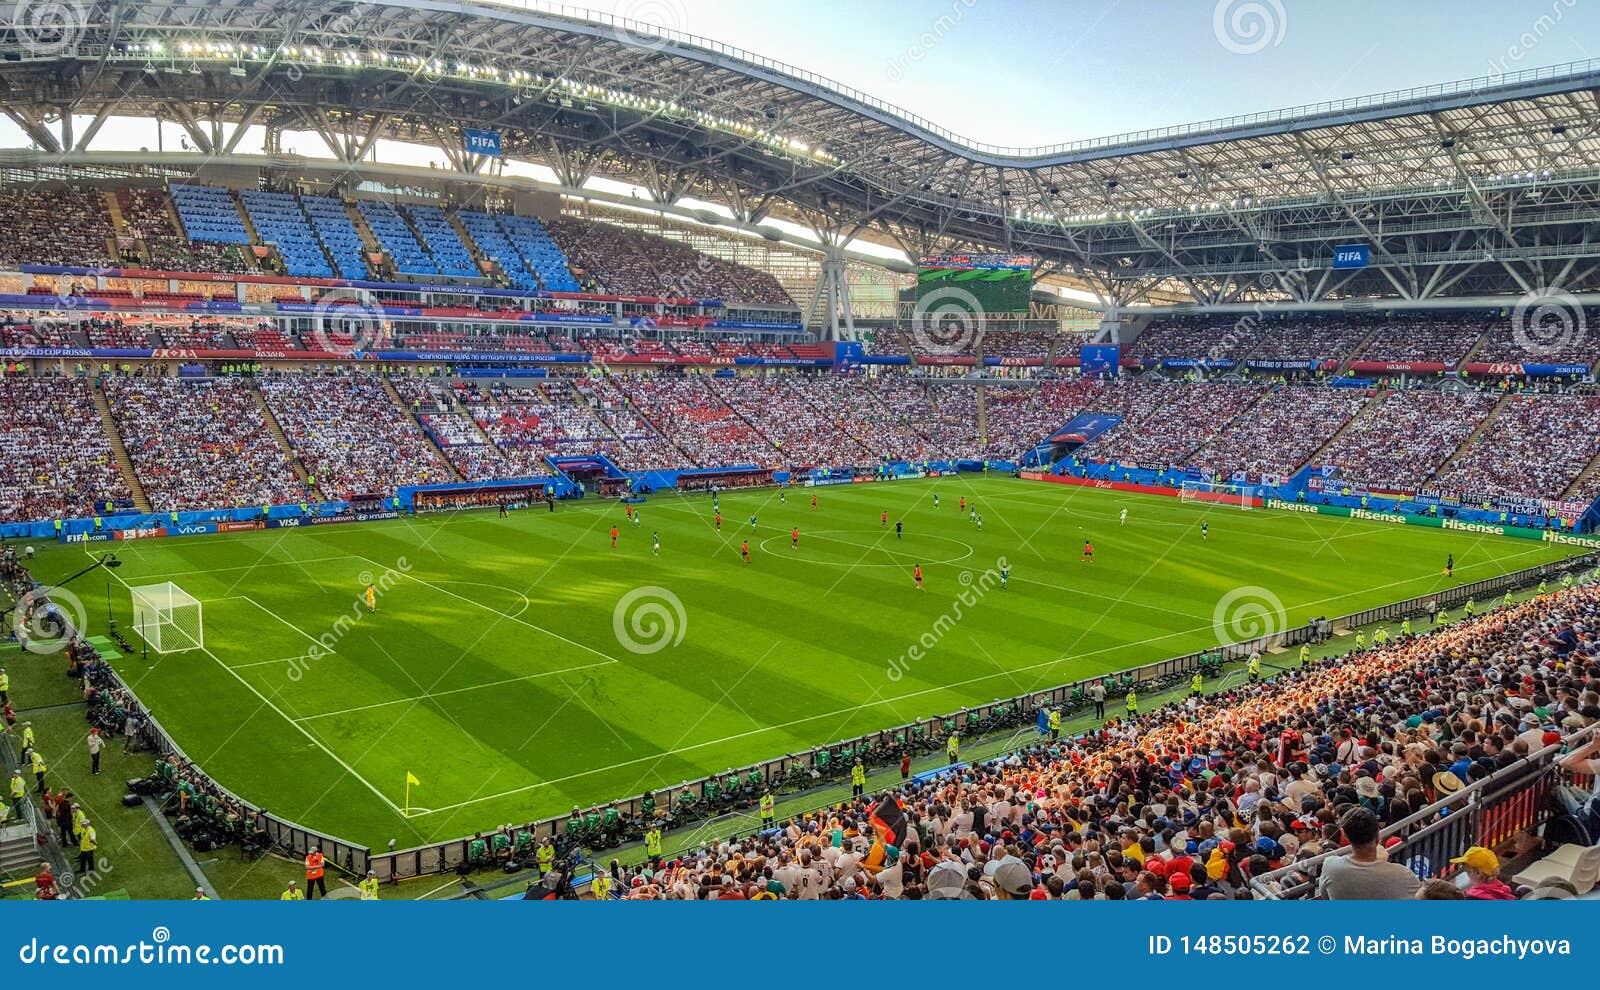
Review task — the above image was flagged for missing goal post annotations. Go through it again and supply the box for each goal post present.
[129,582,204,654]
[1179,479,1255,510]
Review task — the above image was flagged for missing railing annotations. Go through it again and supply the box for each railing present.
[25,532,1592,883]
[368,552,1596,881]
[89,662,373,878]
[1250,721,1599,899]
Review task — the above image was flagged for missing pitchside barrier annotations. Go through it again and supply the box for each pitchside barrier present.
[29,549,1594,883]
[1249,721,1600,899]
[367,552,1598,881]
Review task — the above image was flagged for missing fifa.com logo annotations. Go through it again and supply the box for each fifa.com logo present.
[18,927,285,966]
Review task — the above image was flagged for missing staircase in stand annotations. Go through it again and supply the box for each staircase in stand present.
[1301,389,1385,471]
[1439,391,1514,473]
[91,383,151,513]
[249,382,321,498]
[1562,447,1600,502]
[379,377,464,482]
[454,392,506,456]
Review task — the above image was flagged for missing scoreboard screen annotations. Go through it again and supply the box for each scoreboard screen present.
[915,254,1034,314]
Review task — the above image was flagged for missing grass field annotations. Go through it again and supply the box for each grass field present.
[24,475,1585,849]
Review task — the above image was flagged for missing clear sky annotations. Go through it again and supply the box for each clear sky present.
[585,0,1598,146]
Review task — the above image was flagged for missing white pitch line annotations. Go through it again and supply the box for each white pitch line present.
[406,540,1565,816]
[291,657,621,721]
[95,551,407,816]
[350,553,623,669]
[134,553,366,580]
[211,595,335,652]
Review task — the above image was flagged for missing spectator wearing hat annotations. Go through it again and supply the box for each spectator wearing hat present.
[1451,847,1513,900]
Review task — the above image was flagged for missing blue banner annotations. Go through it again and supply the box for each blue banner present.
[462,127,502,156]
[0,902,1590,984]
[1333,244,1370,269]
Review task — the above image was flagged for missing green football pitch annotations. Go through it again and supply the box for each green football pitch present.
[26,476,1585,848]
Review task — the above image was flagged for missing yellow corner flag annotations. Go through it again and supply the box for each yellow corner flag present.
[404,771,420,815]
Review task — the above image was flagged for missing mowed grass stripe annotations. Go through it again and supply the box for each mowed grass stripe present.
[31,476,1583,846]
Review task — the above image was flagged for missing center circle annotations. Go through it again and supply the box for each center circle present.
[756,529,976,568]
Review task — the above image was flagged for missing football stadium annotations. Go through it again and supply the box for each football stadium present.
[0,0,1598,917]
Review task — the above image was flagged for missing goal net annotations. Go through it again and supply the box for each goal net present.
[130,582,204,654]
[1180,479,1254,510]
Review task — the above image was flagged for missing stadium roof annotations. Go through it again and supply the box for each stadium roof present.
[4,0,1600,305]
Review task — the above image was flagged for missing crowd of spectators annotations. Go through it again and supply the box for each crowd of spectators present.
[708,375,870,469]
[1188,386,1367,479]
[1123,318,1267,364]
[599,374,776,468]
[1350,315,1493,366]
[260,374,454,496]
[547,217,793,307]
[1434,394,1600,504]
[1079,382,1267,469]
[0,377,130,521]
[1316,389,1498,493]
[0,188,117,268]
[605,581,1600,900]
[1473,316,1600,366]
[104,377,308,510]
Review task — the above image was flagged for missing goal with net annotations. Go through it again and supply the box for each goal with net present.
[1179,479,1255,510]
[129,582,204,653]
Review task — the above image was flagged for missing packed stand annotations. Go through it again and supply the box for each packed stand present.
[0,377,130,522]
[1433,394,1600,503]
[259,375,453,496]
[104,377,307,511]
[1316,389,1497,493]
[1349,315,1493,366]
[709,375,872,469]
[605,582,1600,900]
[547,217,793,306]
[1188,386,1367,479]
[1078,382,1267,469]
[599,373,775,468]
[0,188,116,268]
[1472,314,1600,367]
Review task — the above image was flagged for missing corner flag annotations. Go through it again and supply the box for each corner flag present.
[404,771,421,815]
